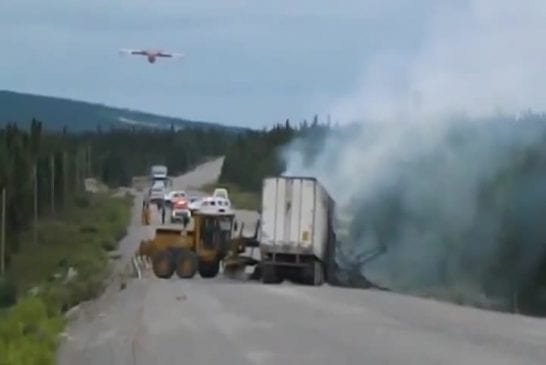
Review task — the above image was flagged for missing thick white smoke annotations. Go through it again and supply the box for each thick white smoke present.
[283,1,546,311]
[329,0,546,123]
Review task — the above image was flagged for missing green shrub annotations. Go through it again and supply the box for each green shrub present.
[66,276,105,305]
[2,192,131,363]
[0,296,64,365]
[101,239,117,251]
[114,226,127,241]
[73,194,91,208]
[0,278,17,308]
[41,285,70,315]
[79,225,98,234]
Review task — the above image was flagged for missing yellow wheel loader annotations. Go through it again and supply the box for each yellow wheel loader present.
[138,210,258,279]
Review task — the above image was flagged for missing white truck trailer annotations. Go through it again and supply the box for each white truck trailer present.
[150,165,168,180]
[258,176,336,285]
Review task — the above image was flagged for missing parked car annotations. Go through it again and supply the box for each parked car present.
[199,196,232,213]
[187,196,202,212]
[148,185,166,206]
[164,190,187,207]
[170,199,191,226]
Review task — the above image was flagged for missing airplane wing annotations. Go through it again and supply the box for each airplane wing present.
[157,52,185,59]
[119,49,147,56]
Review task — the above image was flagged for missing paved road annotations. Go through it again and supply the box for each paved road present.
[57,158,546,365]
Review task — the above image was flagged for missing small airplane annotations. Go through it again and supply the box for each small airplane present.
[119,48,185,63]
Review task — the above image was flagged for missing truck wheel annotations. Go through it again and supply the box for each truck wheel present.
[262,265,282,284]
[313,261,324,286]
[199,260,220,278]
[303,260,324,286]
[152,250,175,279]
[175,249,198,278]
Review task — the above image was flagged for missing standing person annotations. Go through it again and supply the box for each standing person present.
[182,211,190,228]
[145,200,151,225]
[141,199,148,225]
[141,199,146,225]
[161,199,166,224]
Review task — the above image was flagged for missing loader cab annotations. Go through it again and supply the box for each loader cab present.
[194,211,236,254]
[199,215,234,251]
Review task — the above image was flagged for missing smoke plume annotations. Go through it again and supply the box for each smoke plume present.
[282,1,546,313]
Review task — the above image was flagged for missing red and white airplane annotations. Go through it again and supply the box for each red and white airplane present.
[119,48,185,63]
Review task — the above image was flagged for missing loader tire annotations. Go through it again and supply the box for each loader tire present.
[175,249,198,279]
[262,265,282,284]
[199,260,220,278]
[152,250,175,279]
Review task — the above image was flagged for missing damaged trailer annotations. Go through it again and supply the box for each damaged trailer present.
[223,175,388,288]
[257,176,338,285]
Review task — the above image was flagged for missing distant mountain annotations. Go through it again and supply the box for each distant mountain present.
[0,90,245,132]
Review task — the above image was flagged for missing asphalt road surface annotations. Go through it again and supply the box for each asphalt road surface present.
[57,158,546,365]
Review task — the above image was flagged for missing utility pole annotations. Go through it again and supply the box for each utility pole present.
[88,144,92,177]
[75,150,80,192]
[63,151,68,206]
[33,164,38,245]
[50,154,55,214]
[1,187,5,276]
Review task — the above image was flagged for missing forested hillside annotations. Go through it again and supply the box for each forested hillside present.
[0,91,246,132]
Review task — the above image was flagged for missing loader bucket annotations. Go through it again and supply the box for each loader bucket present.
[223,253,260,280]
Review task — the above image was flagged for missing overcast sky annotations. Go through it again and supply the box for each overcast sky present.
[1,1,544,128]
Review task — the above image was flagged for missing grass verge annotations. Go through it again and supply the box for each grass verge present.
[0,191,132,365]
[200,182,260,211]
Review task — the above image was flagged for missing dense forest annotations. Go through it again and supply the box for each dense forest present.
[0,120,238,270]
[84,125,235,186]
